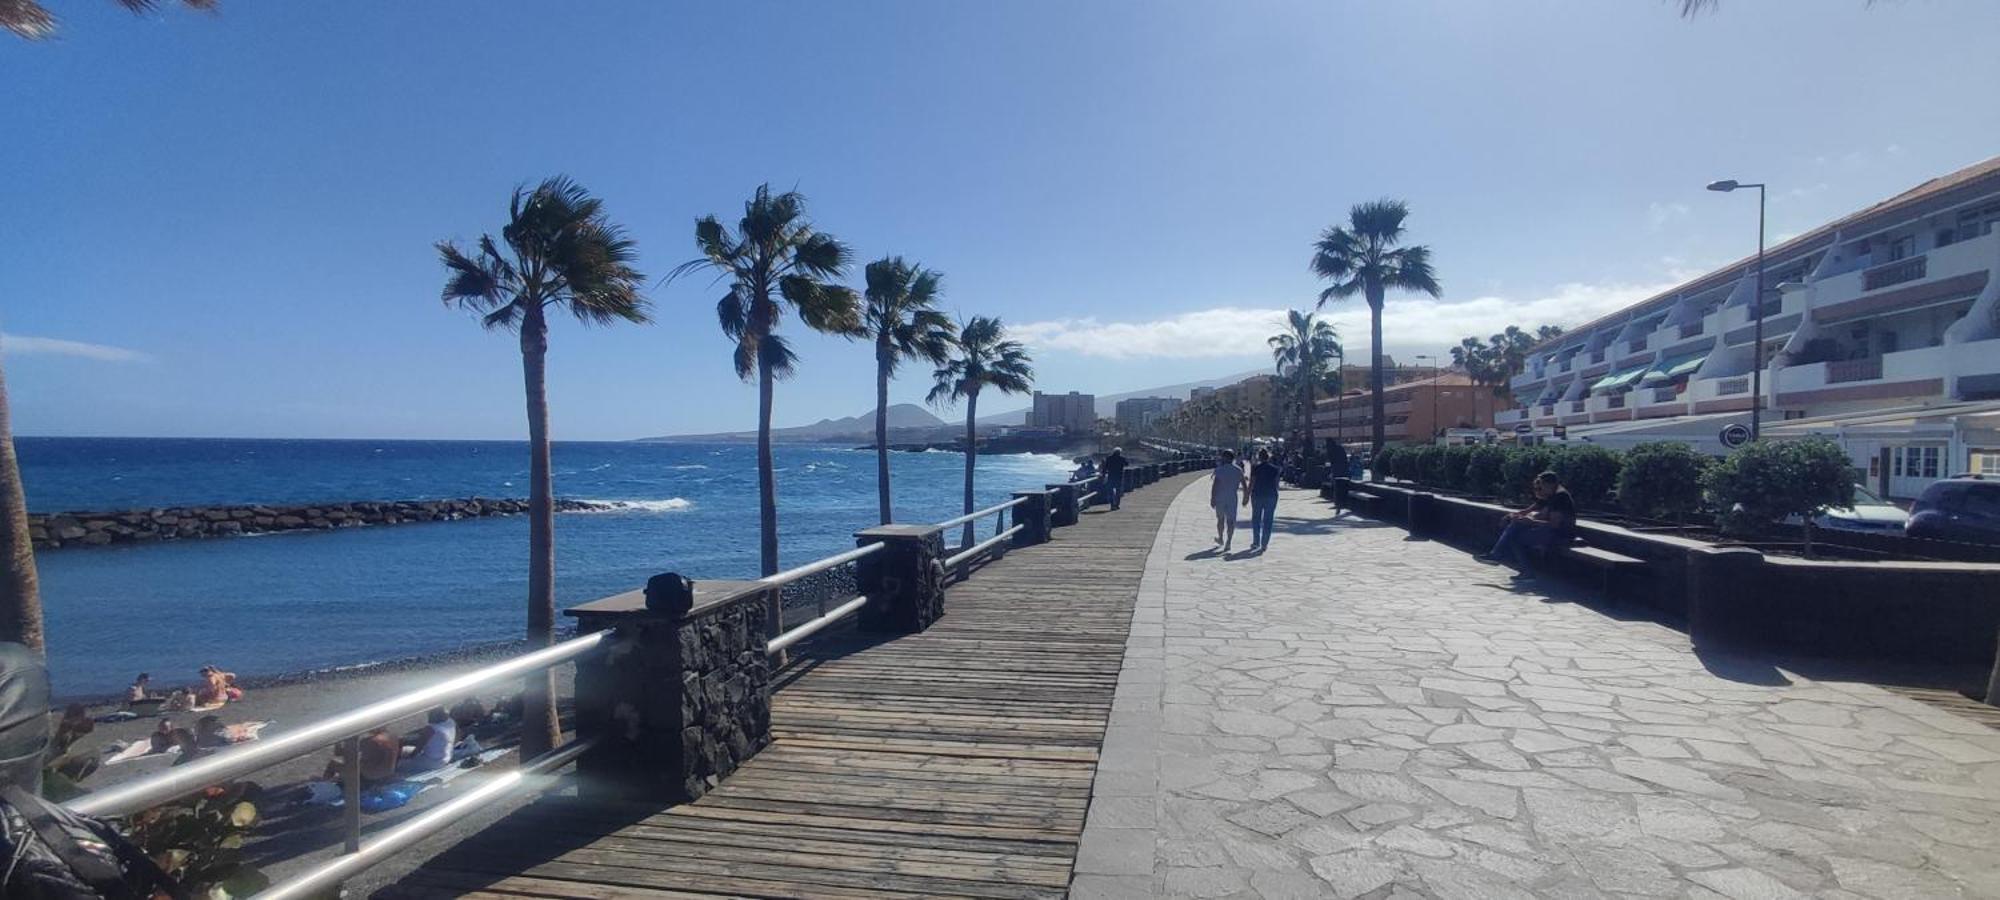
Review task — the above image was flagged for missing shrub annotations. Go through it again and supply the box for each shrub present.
[1701,437,1856,553]
[1442,444,1476,491]
[1373,448,1395,480]
[1618,441,1712,525]
[1391,447,1422,482]
[1553,444,1622,508]
[1416,446,1450,487]
[1465,444,1509,497]
[1499,445,1558,503]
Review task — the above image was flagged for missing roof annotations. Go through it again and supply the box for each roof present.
[1316,370,1476,408]
[1524,153,2000,356]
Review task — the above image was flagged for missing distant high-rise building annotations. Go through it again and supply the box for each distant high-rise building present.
[1189,386,1216,400]
[1028,391,1096,433]
[1115,396,1182,432]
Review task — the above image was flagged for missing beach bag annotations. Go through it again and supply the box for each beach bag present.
[0,785,185,900]
[644,572,694,617]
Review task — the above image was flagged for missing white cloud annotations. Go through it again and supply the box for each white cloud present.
[1647,201,1691,230]
[1015,278,1681,362]
[1,333,151,362]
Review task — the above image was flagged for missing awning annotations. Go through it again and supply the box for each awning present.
[1641,350,1709,385]
[1590,365,1648,393]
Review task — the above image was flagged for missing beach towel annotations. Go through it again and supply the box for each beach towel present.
[298,747,507,811]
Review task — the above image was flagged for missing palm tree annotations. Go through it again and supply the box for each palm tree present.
[927,317,1033,549]
[673,185,863,576]
[0,342,42,652]
[1268,310,1340,451]
[4,0,212,39]
[862,257,955,525]
[1311,200,1441,476]
[437,176,647,758]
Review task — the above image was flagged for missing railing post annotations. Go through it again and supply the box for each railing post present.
[1048,482,1080,526]
[568,580,775,803]
[854,524,948,633]
[1011,491,1052,546]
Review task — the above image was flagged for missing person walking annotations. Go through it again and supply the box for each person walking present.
[1100,447,1129,510]
[1209,449,1245,551]
[1247,448,1281,551]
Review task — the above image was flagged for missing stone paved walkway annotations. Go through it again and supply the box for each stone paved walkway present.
[1074,483,2000,899]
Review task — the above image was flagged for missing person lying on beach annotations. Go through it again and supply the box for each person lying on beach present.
[102,720,181,765]
[195,714,272,748]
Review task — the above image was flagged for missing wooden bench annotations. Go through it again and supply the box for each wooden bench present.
[1555,541,1646,597]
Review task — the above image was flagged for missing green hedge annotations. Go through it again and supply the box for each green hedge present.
[1701,437,1855,538]
[1618,442,1711,524]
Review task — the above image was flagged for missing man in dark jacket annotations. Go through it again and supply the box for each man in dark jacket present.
[1100,448,1129,510]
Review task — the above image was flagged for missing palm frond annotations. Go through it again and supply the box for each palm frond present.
[1347,199,1410,245]
[782,276,864,337]
[1385,245,1441,298]
[760,333,799,380]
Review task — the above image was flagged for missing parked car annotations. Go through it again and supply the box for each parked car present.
[1814,484,1909,534]
[1905,476,2000,544]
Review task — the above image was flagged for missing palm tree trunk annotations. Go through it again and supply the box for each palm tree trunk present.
[758,355,779,577]
[0,348,43,652]
[1368,288,1387,481]
[519,313,558,760]
[962,391,978,549]
[875,347,892,525]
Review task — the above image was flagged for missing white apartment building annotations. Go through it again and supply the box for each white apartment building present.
[1499,155,2000,500]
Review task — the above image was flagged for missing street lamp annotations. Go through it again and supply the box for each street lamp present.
[1707,178,1767,441]
[1414,353,1440,443]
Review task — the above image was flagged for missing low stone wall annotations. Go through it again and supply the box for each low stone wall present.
[28,497,611,550]
[1331,478,2000,666]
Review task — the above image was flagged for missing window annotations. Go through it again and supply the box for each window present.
[1922,446,1940,478]
[1973,450,2000,476]
[1896,446,1942,479]
[1887,235,1916,261]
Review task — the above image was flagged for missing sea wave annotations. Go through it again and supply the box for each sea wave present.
[573,497,695,513]
[665,464,709,470]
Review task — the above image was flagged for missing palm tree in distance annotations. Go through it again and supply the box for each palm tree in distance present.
[1268,310,1341,451]
[436,176,648,758]
[0,340,42,651]
[673,185,864,576]
[1311,200,1440,477]
[928,317,1033,549]
[3,0,212,40]
[862,257,956,525]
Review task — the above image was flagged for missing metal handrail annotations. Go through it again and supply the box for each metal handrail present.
[944,525,1025,569]
[932,495,1027,531]
[1078,491,1099,505]
[767,594,869,655]
[755,542,884,589]
[70,630,615,818]
[256,737,598,900]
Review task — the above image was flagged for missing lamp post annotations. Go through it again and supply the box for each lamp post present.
[1707,179,1766,441]
[1414,353,1439,443]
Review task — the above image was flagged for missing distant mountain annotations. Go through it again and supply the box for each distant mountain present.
[973,369,1266,427]
[638,403,946,443]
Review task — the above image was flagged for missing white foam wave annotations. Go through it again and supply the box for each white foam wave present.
[573,497,695,513]
[665,464,708,470]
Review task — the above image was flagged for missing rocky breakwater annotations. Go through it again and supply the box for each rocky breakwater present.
[29,497,615,550]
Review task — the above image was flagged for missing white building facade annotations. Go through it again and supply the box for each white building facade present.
[1499,156,2000,499]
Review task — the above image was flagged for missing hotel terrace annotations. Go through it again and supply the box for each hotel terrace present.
[1501,155,2000,500]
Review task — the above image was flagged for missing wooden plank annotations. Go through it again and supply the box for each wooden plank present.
[380,472,1202,899]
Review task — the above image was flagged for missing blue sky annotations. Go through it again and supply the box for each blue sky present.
[4,0,1997,439]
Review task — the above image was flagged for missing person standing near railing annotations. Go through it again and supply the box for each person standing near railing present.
[1101,447,1129,510]
[1247,448,1280,551]
[1209,449,1245,551]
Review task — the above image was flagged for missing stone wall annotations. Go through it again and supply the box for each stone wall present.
[570,580,774,803]
[28,497,611,550]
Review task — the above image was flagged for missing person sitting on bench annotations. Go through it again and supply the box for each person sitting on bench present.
[1478,471,1575,583]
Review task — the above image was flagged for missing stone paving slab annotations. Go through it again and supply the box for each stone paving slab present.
[1074,481,2000,899]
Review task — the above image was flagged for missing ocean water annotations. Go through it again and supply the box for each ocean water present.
[18,438,1076,696]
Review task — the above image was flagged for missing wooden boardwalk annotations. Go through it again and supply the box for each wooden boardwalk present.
[384,474,1198,900]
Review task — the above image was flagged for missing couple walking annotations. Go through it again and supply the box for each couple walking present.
[1208,448,1280,553]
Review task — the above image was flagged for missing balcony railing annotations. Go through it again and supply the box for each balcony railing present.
[1540,404,1555,415]
[1569,400,1586,413]
[1559,359,1573,372]
[1679,322,1704,339]
[1651,387,1678,404]
[1826,356,1884,384]
[1629,337,1648,353]
[1717,377,1750,396]
[1589,350,1606,364]
[1606,394,1626,409]
[1863,255,1927,291]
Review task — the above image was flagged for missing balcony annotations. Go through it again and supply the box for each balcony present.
[1629,337,1649,354]
[1716,377,1749,396]
[1826,356,1884,384]
[1495,408,1526,427]
[1558,359,1573,372]
[1647,387,1680,404]
[1679,322,1705,339]
[1775,345,1951,398]
[1606,393,1627,409]
[1863,255,1927,291]
[1569,400,1586,413]
[1589,350,1606,365]
[1810,229,1997,323]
